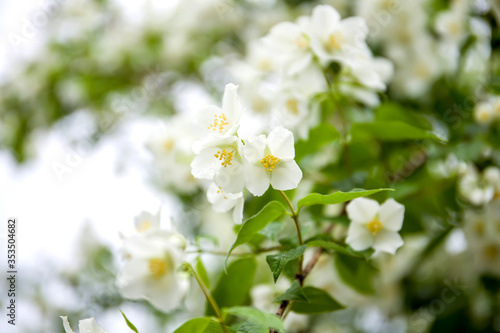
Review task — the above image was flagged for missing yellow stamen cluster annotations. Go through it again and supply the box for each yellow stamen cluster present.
[137,220,152,233]
[260,154,280,172]
[326,32,344,51]
[286,99,299,115]
[208,113,229,133]
[367,217,384,235]
[215,149,233,168]
[149,258,168,280]
[294,35,309,49]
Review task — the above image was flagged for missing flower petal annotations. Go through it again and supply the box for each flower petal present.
[346,197,379,224]
[373,229,404,254]
[214,160,246,194]
[222,83,243,125]
[117,259,150,299]
[268,126,295,159]
[78,318,110,333]
[312,5,340,34]
[60,317,76,333]
[245,164,271,196]
[244,135,267,163]
[379,198,405,232]
[346,222,374,251]
[190,147,220,179]
[270,160,302,191]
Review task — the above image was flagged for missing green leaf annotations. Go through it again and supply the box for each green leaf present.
[237,320,268,333]
[224,306,285,333]
[173,317,235,333]
[297,188,393,210]
[196,257,210,289]
[351,121,446,142]
[206,258,257,316]
[266,245,307,283]
[291,287,344,314]
[334,253,378,294]
[226,201,287,264]
[295,122,340,161]
[120,310,139,333]
[273,281,308,303]
[258,221,284,241]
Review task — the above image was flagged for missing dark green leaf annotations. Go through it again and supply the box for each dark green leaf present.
[295,123,340,161]
[226,201,287,265]
[291,287,344,314]
[334,253,378,294]
[266,245,307,283]
[351,121,446,142]
[120,310,139,333]
[173,317,235,333]
[297,188,393,210]
[207,258,256,316]
[224,306,285,333]
[273,281,308,303]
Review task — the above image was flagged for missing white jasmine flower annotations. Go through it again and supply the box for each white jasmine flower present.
[474,101,494,124]
[263,20,312,75]
[458,164,495,205]
[117,231,188,313]
[207,182,244,224]
[346,198,404,254]
[435,8,467,44]
[195,83,243,138]
[307,5,368,65]
[60,316,109,333]
[191,136,245,194]
[243,127,303,196]
[134,211,160,233]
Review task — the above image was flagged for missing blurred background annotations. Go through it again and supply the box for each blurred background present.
[0,0,499,332]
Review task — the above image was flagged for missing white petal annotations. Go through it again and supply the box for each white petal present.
[244,135,267,163]
[346,223,373,251]
[286,53,313,76]
[232,197,244,224]
[312,5,340,33]
[147,274,188,313]
[60,317,75,333]
[117,259,150,299]
[78,318,110,333]
[373,230,404,254]
[222,83,243,125]
[196,105,225,137]
[340,17,368,46]
[190,147,220,179]
[245,164,271,196]
[214,160,246,194]
[268,127,295,159]
[346,197,380,224]
[270,160,302,191]
[379,198,405,232]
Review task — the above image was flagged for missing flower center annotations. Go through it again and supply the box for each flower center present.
[260,154,280,172]
[149,258,168,280]
[294,35,309,49]
[367,217,384,235]
[214,149,234,168]
[326,32,344,52]
[137,220,152,233]
[163,139,174,152]
[208,113,229,134]
[483,244,499,261]
[473,220,485,236]
[286,99,299,115]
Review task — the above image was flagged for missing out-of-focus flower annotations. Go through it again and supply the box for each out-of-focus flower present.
[458,164,496,205]
[60,316,109,333]
[243,127,302,196]
[117,231,188,313]
[207,182,244,224]
[474,101,494,124]
[346,198,404,254]
[134,211,160,233]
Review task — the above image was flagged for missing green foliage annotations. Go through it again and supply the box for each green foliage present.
[334,253,378,294]
[173,317,236,333]
[226,201,287,264]
[306,240,373,259]
[266,245,307,283]
[297,188,394,210]
[291,287,344,314]
[351,121,445,142]
[120,310,139,333]
[196,258,211,289]
[295,122,340,161]
[206,258,257,316]
[273,281,308,303]
[223,306,285,333]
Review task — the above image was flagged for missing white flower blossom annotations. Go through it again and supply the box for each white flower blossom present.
[346,198,405,254]
[243,127,303,196]
[134,210,160,233]
[117,231,188,313]
[207,182,244,224]
[60,316,109,333]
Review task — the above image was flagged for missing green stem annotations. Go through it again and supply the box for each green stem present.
[185,263,227,333]
[278,191,303,246]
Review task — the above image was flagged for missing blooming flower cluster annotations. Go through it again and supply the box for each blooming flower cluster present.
[191,83,303,222]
